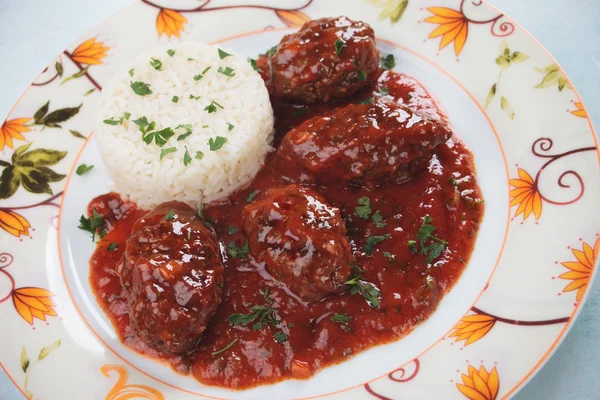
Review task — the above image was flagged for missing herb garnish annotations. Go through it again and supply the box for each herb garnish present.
[364,234,391,255]
[159,147,176,160]
[142,127,174,147]
[357,70,367,81]
[165,209,175,221]
[217,66,236,77]
[248,58,263,72]
[172,96,179,103]
[380,54,396,70]
[265,45,278,58]
[383,251,395,260]
[355,196,372,219]
[204,100,224,113]
[274,332,289,343]
[228,240,249,259]
[76,164,94,176]
[183,146,192,166]
[212,338,238,356]
[149,57,162,71]
[408,240,417,254]
[227,123,235,132]
[379,87,389,95]
[78,208,105,242]
[449,177,459,187]
[130,81,152,96]
[208,136,227,151]
[414,215,447,264]
[228,305,278,330]
[228,225,239,234]
[334,39,346,56]
[128,68,134,77]
[330,312,351,324]
[107,242,119,252]
[167,49,175,57]
[189,94,201,100]
[103,112,130,125]
[345,271,381,308]
[246,190,258,203]
[218,48,232,59]
[372,211,386,228]
[195,151,204,160]
[356,97,374,104]
[176,124,193,141]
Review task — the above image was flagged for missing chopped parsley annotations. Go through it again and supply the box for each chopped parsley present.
[78,208,105,242]
[380,54,396,70]
[133,116,155,133]
[149,57,162,71]
[142,127,174,147]
[204,100,224,113]
[159,147,176,160]
[246,190,258,203]
[193,67,211,81]
[248,58,263,72]
[334,39,346,56]
[372,211,386,228]
[355,196,372,219]
[167,49,175,57]
[227,123,235,132]
[130,81,152,96]
[379,87,389,95]
[189,94,201,100]
[124,112,131,120]
[128,68,134,77]
[217,66,236,77]
[103,112,130,125]
[330,312,352,324]
[345,273,381,308]
[228,305,278,330]
[197,203,204,220]
[408,239,418,254]
[228,240,249,259]
[414,215,447,264]
[195,151,204,160]
[165,209,175,221]
[274,332,288,343]
[212,338,237,356]
[218,48,232,59]
[383,251,395,260]
[171,96,179,103]
[76,163,94,176]
[176,124,193,141]
[228,225,239,234]
[187,57,194,61]
[356,97,374,104]
[183,146,192,166]
[364,234,391,255]
[107,242,119,252]
[449,177,459,187]
[208,136,227,151]
[265,45,278,58]
[357,70,367,81]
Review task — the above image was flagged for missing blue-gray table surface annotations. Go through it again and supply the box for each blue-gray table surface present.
[0,0,598,398]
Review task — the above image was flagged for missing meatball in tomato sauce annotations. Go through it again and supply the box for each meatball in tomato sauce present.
[269,16,379,104]
[277,98,452,185]
[243,185,353,302]
[118,201,224,354]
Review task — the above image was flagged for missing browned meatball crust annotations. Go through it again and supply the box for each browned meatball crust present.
[269,16,380,104]
[117,201,224,354]
[242,185,353,301]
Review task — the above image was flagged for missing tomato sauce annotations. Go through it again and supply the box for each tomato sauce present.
[88,70,484,389]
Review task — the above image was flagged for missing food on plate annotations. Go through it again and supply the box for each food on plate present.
[94,42,274,209]
[85,16,484,389]
[243,184,353,301]
[269,16,379,103]
[276,98,452,185]
[117,201,224,354]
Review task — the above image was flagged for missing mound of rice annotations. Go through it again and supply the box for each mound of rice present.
[95,42,274,209]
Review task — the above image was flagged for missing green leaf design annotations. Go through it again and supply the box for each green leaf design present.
[511,51,529,63]
[495,55,511,70]
[0,143,67,199]
[485,84,496,108]
[61,66,90,85]
[55,62,64,77]
[33,102,82,128]
[535,64,572,91]
[33,101,49,123]
[500,96,515,119]
[20,347,29,373]
[366,0,408,23]
[37,339,61,361]
[69,130,86,139]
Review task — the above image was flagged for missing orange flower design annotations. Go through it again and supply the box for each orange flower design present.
[102,365,165,400]
[425,7,469,56]
[1,118,31,151]
[449,314,496,345]
[0,209,31,238]
[457,365,500,400]
[156,9,187,38]
[12,287,57,325]
[71,38,109,65]
[559,238,599,301]
[570,102,587,118]
[509,168,542,221]
[276,10,310,28]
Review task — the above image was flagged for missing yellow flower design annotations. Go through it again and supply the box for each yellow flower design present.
[457,365,500,400]
[71,38,109,65]
[0,209,31,238]
[425,7,469,56]
[102,365,165,400]
[559,238,599,301]
[276,10,310,28]
[12,287,57,325]
[1,118,31,151]
[156,9,187,38]
[570,102,587,118]
[509,168,542,221]
[449,314,496,345]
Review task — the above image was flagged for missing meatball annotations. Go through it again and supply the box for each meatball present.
[117,201,224,354]
[277,98,452,185]
[243,185,352,301]
[269,16,379,104]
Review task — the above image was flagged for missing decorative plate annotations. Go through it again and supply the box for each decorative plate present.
[0,0,598,399]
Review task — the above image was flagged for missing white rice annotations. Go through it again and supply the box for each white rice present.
[95,42,274,209]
